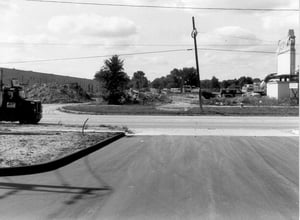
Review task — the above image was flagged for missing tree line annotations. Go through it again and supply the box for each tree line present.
[151,69,258,92]
[94,55,259,104]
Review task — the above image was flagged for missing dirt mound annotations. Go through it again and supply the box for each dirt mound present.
[128,91,172,105]
[25,83,91,103]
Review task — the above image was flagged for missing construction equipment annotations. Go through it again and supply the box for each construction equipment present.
[0,69,42,124]
[260,73,299,91]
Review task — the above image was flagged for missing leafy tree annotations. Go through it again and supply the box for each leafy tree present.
[94,55,130,104]
[165,74,177,88]
[130,71,149,90]
[220,80,230,88]
[237,76,253,88]
[210,76,220,91]
[151,77,166,90]
[151,67,199,91]
[253,78,261,83]
[200,79,211,90]
[220,79,238,88]
[164,67,199,90]
[181,67,198,87]
[228,79,238,88]
[169,68,184,90]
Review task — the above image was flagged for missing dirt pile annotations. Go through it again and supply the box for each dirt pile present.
[130,92,172,105]
[26,83,91,103]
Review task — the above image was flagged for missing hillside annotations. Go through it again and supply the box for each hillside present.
[0,67,100,94]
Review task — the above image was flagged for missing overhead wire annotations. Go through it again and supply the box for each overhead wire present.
[0,47,279,65]
[21,0,297,45]
[8,1,298,65]
[26,0,299,12]
[0,42,280,47]
[0,48,193,64]
[6,1,282,47]
[0,32,280,47]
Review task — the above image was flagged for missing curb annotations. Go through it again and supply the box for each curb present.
[0,132,125,177]
[58,107,93,115]
[59,105,299,117]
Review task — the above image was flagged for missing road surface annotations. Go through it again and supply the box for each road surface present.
[0,136,298,219]
[0,104,298,219]
[39,104,299,136]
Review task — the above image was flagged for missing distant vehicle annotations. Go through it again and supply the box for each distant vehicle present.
[250,92,261,97]
[0,79,42,124]
[219,88,241,97]
[170,88,181,93]
[202,91,216,99]
[191,87,200,93]
[183,85,192,93]
[241,84,254,93]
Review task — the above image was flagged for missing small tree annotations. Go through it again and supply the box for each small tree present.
[210,76,220,91]
[151,77,166,90]
[94,55,129,104]
[182,67,198,87]
[130,71,149,90]
[238,76,253,88]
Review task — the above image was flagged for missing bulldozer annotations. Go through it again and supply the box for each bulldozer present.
[0,70,42,124]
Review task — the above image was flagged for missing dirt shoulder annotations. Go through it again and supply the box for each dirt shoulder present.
[0,130,117,168]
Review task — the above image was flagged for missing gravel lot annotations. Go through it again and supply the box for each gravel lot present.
[0,131,115,168]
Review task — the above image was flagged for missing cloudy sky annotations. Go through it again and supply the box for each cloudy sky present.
[0,0,299,81]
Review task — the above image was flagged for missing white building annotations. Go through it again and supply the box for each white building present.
[267,81,290,99]
[266,30,299,100]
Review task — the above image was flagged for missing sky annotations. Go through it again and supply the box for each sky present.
[0,0,299,81]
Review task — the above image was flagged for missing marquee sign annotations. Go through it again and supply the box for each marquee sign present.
[277,30,296,55]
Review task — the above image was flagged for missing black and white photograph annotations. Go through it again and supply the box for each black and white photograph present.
[0,0,299,219]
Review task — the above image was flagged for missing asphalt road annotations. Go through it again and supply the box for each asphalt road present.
[0,136,298,219]
[39,104,299,136]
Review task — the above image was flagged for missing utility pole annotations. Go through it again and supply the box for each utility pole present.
[191,16,203,113]
[298,0,300,104]
[0,68,3,92]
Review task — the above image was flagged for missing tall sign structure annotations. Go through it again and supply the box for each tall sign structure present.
[267,30,298,101]
[277,29,296,75]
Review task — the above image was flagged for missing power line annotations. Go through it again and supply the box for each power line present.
[0,42,279,47]
[197,48,275,54]
[0,32,279,47]
[26,0,299,12]
[0,47,279,65]
[0,48,192,64]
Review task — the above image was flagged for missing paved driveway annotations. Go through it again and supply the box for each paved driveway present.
[0,136,298,219]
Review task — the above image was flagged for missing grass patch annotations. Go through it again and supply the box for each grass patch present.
[188,106,298,116]
[62,104,299,116]
[197,96,299,106]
